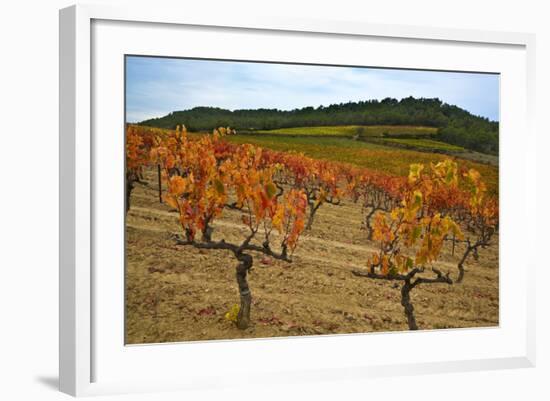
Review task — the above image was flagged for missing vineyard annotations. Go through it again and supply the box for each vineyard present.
[225,135,499,194]
[125,124,499,343]
[248,125,438,138]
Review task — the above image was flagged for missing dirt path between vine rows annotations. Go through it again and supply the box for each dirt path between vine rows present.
[125,169,499,344]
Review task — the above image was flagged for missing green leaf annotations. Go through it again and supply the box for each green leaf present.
[446,170,454,183]
[265,182,277,199]
[214,179,225,195]
[412,226,422,241]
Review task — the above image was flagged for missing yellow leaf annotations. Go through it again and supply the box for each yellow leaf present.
[408,163,424,183]
[165,194,179,209]
[225,304,240,322]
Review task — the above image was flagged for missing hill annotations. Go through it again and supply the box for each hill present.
[138,97,499,155]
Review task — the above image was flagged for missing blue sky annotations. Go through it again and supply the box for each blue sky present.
[125,56,500,123]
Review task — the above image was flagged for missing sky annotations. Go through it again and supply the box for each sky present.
[125,56,500,123]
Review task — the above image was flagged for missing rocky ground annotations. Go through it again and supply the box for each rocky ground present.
[125,169,499,344]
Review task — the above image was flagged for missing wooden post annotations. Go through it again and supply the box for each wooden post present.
[451,232,456,256]
[157,164,162,203]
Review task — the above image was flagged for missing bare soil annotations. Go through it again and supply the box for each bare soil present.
[125,169,499,344]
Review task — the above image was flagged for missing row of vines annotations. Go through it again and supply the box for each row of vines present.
[126,124,499,331]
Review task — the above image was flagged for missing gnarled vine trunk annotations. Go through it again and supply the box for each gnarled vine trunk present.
[400,280,418,330]
[457,246,472,283]
[305,203,321,230]
[235,253,253,329]
[125,172,135,215]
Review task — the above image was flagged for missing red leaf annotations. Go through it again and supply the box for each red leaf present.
[197,307,216,316]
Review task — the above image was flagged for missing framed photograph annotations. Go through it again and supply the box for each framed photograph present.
[59,4,536,396]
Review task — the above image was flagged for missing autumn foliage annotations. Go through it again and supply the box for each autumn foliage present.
[351,160,464,329]
[126,124,498,331]
[149,125,307,329]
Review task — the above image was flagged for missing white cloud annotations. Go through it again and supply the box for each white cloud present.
[125,57,499,122]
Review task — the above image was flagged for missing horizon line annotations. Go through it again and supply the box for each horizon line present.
[133,97,499,124]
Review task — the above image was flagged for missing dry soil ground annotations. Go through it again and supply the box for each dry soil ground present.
[125,168,499,344]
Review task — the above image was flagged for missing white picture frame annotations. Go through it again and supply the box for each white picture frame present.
[59,4,536,397]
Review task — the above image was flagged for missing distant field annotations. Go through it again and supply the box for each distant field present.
[246,125,468,158]
[250,125,438,138]
[372,138,466,152]
[136,125,497,195]
[356,125,438,138]
[252,126,360,137]
[225,134,498,195]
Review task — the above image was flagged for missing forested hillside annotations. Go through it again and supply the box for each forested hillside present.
[138,97,499,155]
